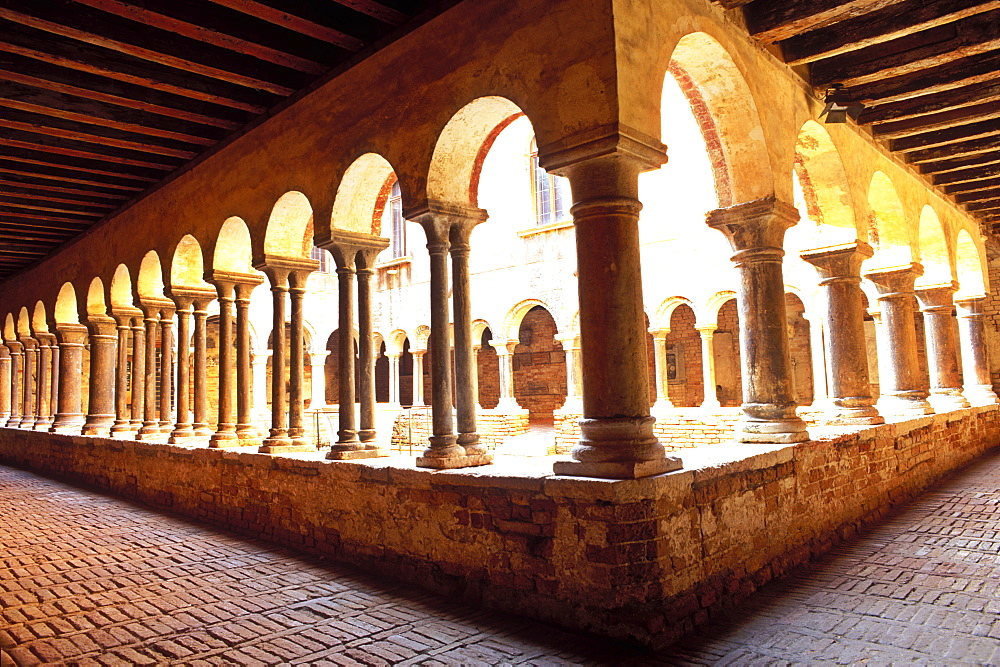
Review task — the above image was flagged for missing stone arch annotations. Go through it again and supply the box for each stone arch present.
[916,206,952,288]
[86,277,108,316]
[170,234,211,289]
[792,121,858,244]
[414,325,431,351]
[54,282,79,324]
[386,329,408,356]
[471,319,492,344]
[326,153,396,239]
[702,290,737,328]
[137,251,166,300]
[865,172,912,267]
[956,229,987,297]
[214,217,255,274]
[666,32,773,206]
[502,299,553,340]
[264,191,314,259]
[31,302,49,334]
[512,305,566,423]
[3,313,14,341]
[427,96,525,208]
[110,264,134,309]
[654,296,696,330]
[17,307,31,337]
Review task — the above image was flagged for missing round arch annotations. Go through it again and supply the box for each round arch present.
[956,229,987,297]
[31,301,49,334]
[916,206,952,288]
[86,277,108,316]
[264,191,314,259]
[702,290,738,327]
[17,307,31,337]
[110,264,134,308]
[792,121,858,244]
[214,216,255,274]
[502,299,554,340]
[137,251,166,300]
[170,234,211,289]
[866,172,912,267]
[3,313,14,341]
[54,282,80,324]
[654,296,696,330]
[326,153,396,239]
[386,329,408,356]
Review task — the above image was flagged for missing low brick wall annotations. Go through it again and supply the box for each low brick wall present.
[1,405,998,648]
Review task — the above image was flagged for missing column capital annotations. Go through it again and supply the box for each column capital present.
[695,324,718,335]
[55,323,88,345]
[139,297,174,320]
[553,333,580,349]
[85,314,117,337]
[309,349,331,365]
[955,295,988,315]
[254,255,317,286]
[800,240,873,282]
[706,196,799,255]
[37,331,57,347]
[864,262,924,297]
[536,122,667,175]
[169,286,214,307]
[318,233,390,270]
[18,335,38,350]
[489,338,518,354]
[915,283,959,312]
[648,327,670,341]
[110,306,143,328]
[0,345,8,359]
[402,200,488,244]
[4,339,22,354]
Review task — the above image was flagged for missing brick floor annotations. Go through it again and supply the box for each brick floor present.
[4,452,1000,665]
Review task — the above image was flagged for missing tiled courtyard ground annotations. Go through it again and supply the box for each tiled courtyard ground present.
[3,449,1000,665]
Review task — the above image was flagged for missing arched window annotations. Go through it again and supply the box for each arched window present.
[310,245,331,273]
[530,138,570,226]
[389,181,406,258]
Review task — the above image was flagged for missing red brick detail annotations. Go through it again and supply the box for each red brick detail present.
[668,62,732,205]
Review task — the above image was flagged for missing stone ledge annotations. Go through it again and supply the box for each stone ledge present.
[415,453,493,469]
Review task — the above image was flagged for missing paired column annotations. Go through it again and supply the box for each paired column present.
[863,264,934,416]
[4,341,21,427]
[706,197,809,443]
[235,281,263,442]
[491,339,519,411]
[0,346,9,423]
[801,242,883,425]
[955,296,1000,406]
[50,324,87,433]
[158,309,175,433]
[18,337,37,429]
[110,310,138,435]
[696,325,721,408]
[287,269,313,448]
[137,306,162,439]
[191,297,213,437]
[411,350,426,406]
[325,237,387,460]
[210,279,238,446]
[81,316,117,437]
[168,297,195,442]
[129,315,146,431]
[545,146,679,478]
[649,328,673,409]
[916,285,970,412]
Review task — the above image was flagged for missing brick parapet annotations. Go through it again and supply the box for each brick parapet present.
[1,406,998,648]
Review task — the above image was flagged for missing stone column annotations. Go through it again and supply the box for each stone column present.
[236,281,263,443]
[955,296,1000,406]
[18,338,37,429]
[538,147,677,478]
[801,242,883,424]
[4,340,22,427]
[129,316,145,431]
[192,296,213,437]
[863,264,934,416]
[158,308,175,433]
[387,353,401,406]
[449,214,489,457]
[470,344,481,409]
[287,269,313,449]
[555,334,583,413]
[649,328,673,410]
[48,337,59,431]
[0,346,9,423]
[411,350,426,406]
[491,339,519,411]
[211,280,238,446]
[259,265,292,451]
[807,313,829,408]
[169,297,195,443]
[138,308,161,439]
[32,335,54,431]
[251,351,270,423]
[329,256,359,455]
[707,197,809,443]
[696,325,721,408]
[82,316,117,436]
[916,285,969,412]
[355,257,377,446]
[309,350,329,410]
[50,324,87,433]
[110,312,135,435]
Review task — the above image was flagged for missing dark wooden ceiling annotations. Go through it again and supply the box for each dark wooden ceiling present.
[0,0,434,279]
[724,0,1000,237]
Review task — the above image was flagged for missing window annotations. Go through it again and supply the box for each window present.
[388,181,407,259]
[530,138,570,226]
[310,245,331,273]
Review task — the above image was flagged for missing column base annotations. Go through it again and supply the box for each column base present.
[734,409,810,444]
[259,444,316,454]
[81,424,112,437]
[50,416,84,434]
[457,431,488,456]
[416,453,493,469]
[18,418,36,429]
[358,429,377,443]
[33,419,54,432]
[571,416,667,464]
[327,448,390,460]
[700,399,722,409]
[158,421,172,433]
[168,427,196,443]
[553,456,682,479]
[876,393,935,417]
[4,418,21,428]
[825,400,884,426]
[209,432,241,448]
[110,421,133,434]
[962,384,1000,407]
[928,389,971,413]
[193,424,213,438]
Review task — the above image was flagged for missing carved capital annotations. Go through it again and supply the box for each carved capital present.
[706,196,799,254]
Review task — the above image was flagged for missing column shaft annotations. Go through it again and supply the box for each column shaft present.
[235,282,260,441]
[331,264,359,451]
[158,312,174,432]
[111,317,133,433]
[0,349,9,422]
[212,283,238,445]
[650,330,672,409]
[51,327,86,433]
[82,318,116,436]
[5,342,22,427]
[130,320,145,431]
[698,327,721,408]
[450,228,484,454]
[19,340,37,429]
[287,270,311,448]
[260,268,292,450]
[139,313,160,437]
[412,351,425,406]
[388,354,400,406]
[956,296,1000,406]
[169,300,194,442]
[357,265,377,445]
[917,286,969,411]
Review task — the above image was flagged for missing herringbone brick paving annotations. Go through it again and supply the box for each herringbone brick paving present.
[4,452,1000,665]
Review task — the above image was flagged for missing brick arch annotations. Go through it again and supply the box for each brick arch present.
[502,299,556,340]
[654,296,696,330]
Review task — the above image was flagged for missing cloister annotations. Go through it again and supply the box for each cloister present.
[1,0,999,650]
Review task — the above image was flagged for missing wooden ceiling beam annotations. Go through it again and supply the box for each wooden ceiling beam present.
[0,204,96,223]
[0,217,89,233]
[71,0,337,70]
[0,163,145,191]
[0,116,199,160]
[918,151,1000,175]
[943,176,1000,194]
[0,183,118,208]
[966,201,1000,212]
[745,0,896,43]
[0,22,273,114]
[0,134,178,172]
[0,176,127,201]
[932,162,1000,185]
[782,0,1000,65]
[955,188,1000,204]
[0,198,105,218]
[846,51,1000,105]
[0,152,159,183]
[810,10,1000,87]
[329,0,409,25]
[207,0,385,41]
[872,101,1000,139]
[906,132,1000,163]
[859,82,1000,125]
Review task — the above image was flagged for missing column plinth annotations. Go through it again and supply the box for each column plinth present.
[916,285,970,412]
[864,264,935,417]
[707,197,809,443]
[955,296,1000,406]
[50,325,87,433]
[538,148,677,478]
[801,242,883,425]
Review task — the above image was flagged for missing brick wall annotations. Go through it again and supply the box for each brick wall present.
[512,307,566,422]
[717,299,742,407]
[3,406,997,649]
[666,304,703,407]
[477,340,501,410]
